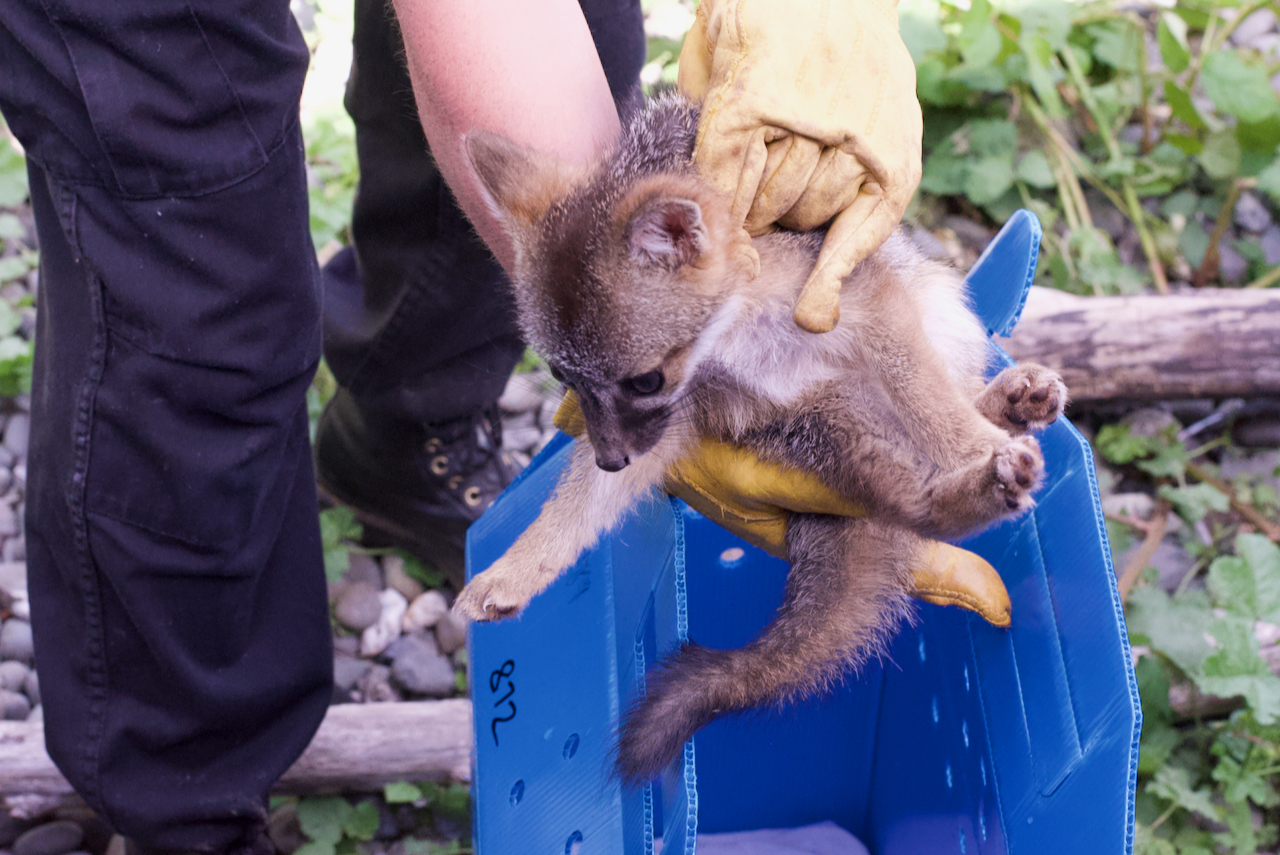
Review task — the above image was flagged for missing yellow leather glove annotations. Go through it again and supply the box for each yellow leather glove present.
[678,0,924,333]
[555,392,1011,628]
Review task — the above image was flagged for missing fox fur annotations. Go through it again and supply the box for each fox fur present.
[454,91,1067,785]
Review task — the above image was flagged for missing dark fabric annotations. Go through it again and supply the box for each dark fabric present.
[0,1,331,849]
[322,0,646,426]
[0,0,643,847]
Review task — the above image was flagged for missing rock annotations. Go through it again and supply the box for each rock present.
[1261,226,1280,265]
[383,555,424,603]
[3,536,24,563]
[1235,417,1280,448]
[332,635,359,657]
[335,582,383,631]
[356,663,401,703]
[1235,192,1273,234]
[12,821,83,855]
[402,590,449,634]
[3,414,29,460]
[434,610,468,655]
[1221,449,1280,481]
[103,836,126,855]
[539,397,562,432]
[360,589,408,657]
[0,444,16,470]
[0,659,29,691]
[942,216,993,254]
[503,426,543,453]
[1101,492,1156,521]
[0,812,30,848]
[1218,241,1249,283]
[0,503,21,538]
[1,687,30,720]
[342,553,383,590]
[1122,408,1177,439]
[27,703,41,722]
[498,374,546,414]
[333,655,372,694]
[23,669,39,707]
[504,410,537,433]
[267,804,305,855]
[0,618,33,665]
[387,634,457,697]
[1230,7,1278,46]
[55,808,111,855]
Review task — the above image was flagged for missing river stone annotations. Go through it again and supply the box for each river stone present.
[356,663,401,703]
[333,655,372,694]
[1235,192,1273,233]
[498,374,545,414]
[343,553,383,590]
[402,590,448,634]
[1261,226,1280,264]
[335,582,383,631]
[267,804,305,855]
[383,555,424,603]
[387,634,456,697]
[360,589,408,658]
[12,822,83,855]
[1230,7,1278,46]
[23,669,38,707]
[3,414,29,460]
[0,618,33,665]
[0,659,29,691]
[434,610,468,655]
[1,688,30,720]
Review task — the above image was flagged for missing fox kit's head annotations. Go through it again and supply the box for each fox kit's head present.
[468,95,744,471]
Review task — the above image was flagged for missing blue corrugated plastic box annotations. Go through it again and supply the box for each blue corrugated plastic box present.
[466,211,1140,855]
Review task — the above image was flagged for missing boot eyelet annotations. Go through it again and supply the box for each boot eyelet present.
[425,437,443,453]
[448,475,463,490]
[431,455,449,476]
[464,485,484,507]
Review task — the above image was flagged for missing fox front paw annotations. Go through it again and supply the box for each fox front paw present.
[984,363,1068,434]
[995,435,1044,514]
[454,563,536,622]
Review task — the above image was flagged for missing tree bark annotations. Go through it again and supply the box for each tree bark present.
[2,700,472,815]
[1003,287,1280,403]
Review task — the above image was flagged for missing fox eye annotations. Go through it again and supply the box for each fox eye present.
[622,370,664,396]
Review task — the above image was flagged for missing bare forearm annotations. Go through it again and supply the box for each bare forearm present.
[390,0,621,270]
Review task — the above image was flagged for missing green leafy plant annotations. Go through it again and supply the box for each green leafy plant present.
[902,0,1280,293]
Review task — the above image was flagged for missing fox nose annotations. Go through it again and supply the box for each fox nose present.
[596,455,630,472]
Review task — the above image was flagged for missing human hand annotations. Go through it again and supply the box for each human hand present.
[679,0,923,333]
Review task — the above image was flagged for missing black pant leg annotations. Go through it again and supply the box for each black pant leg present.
[1,2,331,849]
[322,0,646,426]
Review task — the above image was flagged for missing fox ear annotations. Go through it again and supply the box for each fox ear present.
[466,131,584,234]
[628,198,708,268]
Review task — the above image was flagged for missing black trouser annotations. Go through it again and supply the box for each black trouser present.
[0,0,641,850]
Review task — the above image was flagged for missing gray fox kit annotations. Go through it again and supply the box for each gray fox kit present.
[455,92,1066,784]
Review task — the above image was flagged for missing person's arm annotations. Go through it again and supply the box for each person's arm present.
[390,0,620,271]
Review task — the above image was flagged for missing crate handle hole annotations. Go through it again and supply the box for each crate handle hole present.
[565,830,584,854]
[718,547,745,567]
[563,733,580,760]
[509,780,525,806]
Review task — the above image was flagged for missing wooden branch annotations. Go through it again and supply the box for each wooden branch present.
[2,700,473,810]
[1004,287,1280,403]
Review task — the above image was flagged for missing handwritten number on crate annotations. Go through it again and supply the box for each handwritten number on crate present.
[489,659,516,746]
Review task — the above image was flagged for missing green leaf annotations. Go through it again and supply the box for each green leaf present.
[1126,585,1214,678]
[1237,114,1280,156]
[1156,12,1190,74]
[343,800,380,842]
[0,214,23,242]
[1198,130,1242,180]
[1203,51,1280,125]
[297,796,354,846]
[1200,617,1280,724]
[1164,81,1207,132]
[0,144,28,208]
[1148,765,1220,821]
[899,0,948,64]
[399,552,444,589]
[964,157,1016,205]
[1136,441,1189,480]
[1095,423,1158,465]
[323,546,350,586]
[1159,482,1230,523]
[0,256,28,284]
[384,781,424,804]
[1088,20,1142,73]
[1214,800,1260,855]
[1179,219,1210,269]
[319,506,362,549]
[1258,157,1280,207]
[0,336,33,397]
[1016,150,1056,188]
[293,843,336,855]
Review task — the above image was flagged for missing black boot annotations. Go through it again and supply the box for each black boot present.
[315,389,515,587]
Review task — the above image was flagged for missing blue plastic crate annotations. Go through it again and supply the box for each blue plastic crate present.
[466,210,1141,855]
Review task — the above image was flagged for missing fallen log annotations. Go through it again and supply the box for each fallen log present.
[1003,286,1280,403]
[2,700,472,815]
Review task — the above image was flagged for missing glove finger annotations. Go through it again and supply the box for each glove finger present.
[791,186,892,333]
[743,135,822,235]
[777,149,867,232]
[693,125,772,231]
[675,0,713,100]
